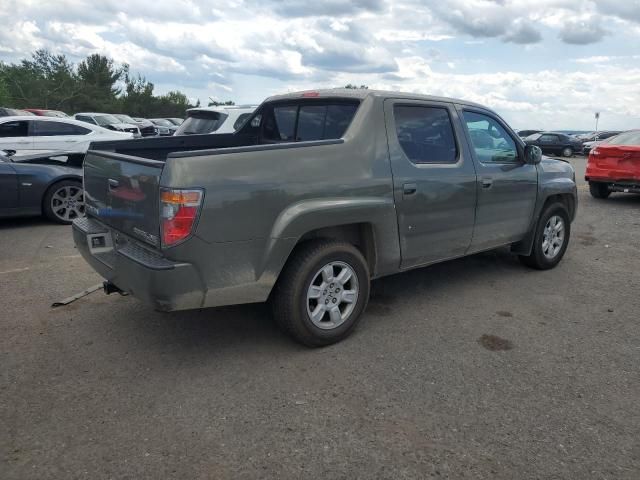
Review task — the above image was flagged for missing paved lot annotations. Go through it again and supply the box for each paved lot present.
[1,157,639,479]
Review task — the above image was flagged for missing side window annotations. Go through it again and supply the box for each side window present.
[262,105,297,142]
[0,121,29,137]
[393,105,458,164]
[34,121,91,136]
[232,113,251,131]
[539,134,557,144]
[462,111,518,163]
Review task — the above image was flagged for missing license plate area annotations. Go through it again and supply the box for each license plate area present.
[87,233,114,255]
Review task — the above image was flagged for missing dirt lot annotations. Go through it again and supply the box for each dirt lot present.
[1,156,639,479]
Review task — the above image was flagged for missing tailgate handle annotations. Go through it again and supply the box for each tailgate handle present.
[108,178,120,189]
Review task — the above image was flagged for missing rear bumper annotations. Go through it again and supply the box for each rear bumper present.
[72,217,206,311]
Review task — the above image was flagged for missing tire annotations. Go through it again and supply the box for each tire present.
[43,180,85,224]
[271,240,370,347]
[589,181,611,199]
[562,147,573,157]
[519,203,571,270]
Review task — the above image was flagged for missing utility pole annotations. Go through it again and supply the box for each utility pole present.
[595,112,600,132]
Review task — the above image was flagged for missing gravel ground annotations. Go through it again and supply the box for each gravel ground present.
[1,156,639,479]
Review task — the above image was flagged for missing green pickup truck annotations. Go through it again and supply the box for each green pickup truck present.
[73,89,577,346]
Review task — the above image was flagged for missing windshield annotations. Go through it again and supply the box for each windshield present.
[608,131,640,146]
[167,118,184,125]
[175,111,227,135]
[114,114,136,123]
[151,119,173,127]
[525,133,542,141]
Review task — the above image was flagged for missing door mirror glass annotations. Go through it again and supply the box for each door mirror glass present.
[525,144,542,164]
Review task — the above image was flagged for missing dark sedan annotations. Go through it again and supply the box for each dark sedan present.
[523,132,583,157]
[0,150,84,223]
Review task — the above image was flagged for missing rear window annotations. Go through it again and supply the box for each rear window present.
[176,111,228,135]
[609,131,640,145]
[261,102,359,143]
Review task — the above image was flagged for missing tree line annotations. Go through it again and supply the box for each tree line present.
[0,50,200,117]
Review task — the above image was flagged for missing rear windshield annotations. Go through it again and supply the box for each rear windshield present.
[95,115,120,126]
[176,111,228,135]
[261,101,359,143]
[608,131,640,145]
[524,133,542,141]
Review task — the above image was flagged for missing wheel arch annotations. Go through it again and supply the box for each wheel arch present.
[257,197,400,297]
[511,191,576,256]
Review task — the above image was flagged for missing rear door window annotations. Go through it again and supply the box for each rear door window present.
[34,121,91,136]
[393,105,458,164]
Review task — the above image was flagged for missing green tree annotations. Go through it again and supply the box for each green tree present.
[344,84,368,89]
[76,54,127,111]
[208,99,235,106]
[1,49,80,109]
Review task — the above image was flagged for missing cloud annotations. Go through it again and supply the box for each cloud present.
[558,18,608,45]
[503,20,542,44]
[1,0,639,129]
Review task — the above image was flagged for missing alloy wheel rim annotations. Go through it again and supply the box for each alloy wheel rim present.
[542,215,565,259]
[306,261,359,330]
[51,185,85,222]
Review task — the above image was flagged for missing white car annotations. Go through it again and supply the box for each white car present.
[175,105,258,135]
[0,116,133,155]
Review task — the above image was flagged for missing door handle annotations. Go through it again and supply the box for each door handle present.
[481,178,493,189]
[108,178,120,189]
[403,183,417,196]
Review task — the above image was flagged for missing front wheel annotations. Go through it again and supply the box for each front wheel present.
[562,147,574,157]
[589,181,611,199]
[519,203,571,270]
[271,240,370,347]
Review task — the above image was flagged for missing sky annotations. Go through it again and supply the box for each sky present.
[1,0,639,130]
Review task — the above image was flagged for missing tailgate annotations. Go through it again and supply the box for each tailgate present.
[83,150,164,248]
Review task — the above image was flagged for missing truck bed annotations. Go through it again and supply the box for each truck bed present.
[88,133,259,161]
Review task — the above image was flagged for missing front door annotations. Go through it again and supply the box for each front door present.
[0,120,32,154]
[458,108,538,252]
[384,99,477,269]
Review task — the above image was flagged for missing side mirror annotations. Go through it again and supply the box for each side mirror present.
[524,144,542,165]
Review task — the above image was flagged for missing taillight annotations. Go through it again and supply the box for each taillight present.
[591,148,600,156]
[160,188,204,247]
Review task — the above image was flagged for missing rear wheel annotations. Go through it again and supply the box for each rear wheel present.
[589,181,611,199]
[519,203,570,270]
[562,147,574,157]
[43,180,85,224]
[271,240,370,347]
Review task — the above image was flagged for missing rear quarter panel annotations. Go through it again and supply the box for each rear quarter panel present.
[160,96,400,304]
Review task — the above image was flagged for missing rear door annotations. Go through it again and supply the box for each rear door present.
[32,120,92,151]
[459,108,538,252]
[384,99,477,268]
[538,134,560,155]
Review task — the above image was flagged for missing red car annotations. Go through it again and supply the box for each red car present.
[23,108,68,118]
[586,130,640,198]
